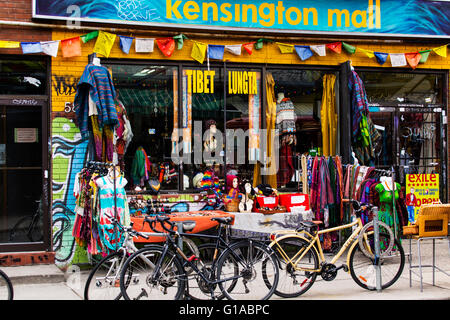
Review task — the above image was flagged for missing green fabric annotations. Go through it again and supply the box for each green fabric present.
[131,147,146,185]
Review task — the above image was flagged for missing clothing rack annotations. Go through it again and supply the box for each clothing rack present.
[85,160,121,251]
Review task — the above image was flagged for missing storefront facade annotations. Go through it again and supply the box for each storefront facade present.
[1,0,449,267]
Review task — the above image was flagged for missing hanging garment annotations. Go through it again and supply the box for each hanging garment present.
[277,144,294,187]
[74,64,118,139]
[253,73,277,188]
[131,147,152,186]
[320,74,337,156]
[301,154,309,194]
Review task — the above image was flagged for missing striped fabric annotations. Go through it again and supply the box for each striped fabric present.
[74,64,118,138]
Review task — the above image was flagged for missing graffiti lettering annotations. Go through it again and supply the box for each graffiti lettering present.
[53,75,79,96]
[12,99,38,105]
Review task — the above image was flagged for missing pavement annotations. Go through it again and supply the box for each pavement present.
[2,238,449,301]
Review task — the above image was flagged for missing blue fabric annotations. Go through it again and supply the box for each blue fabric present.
[295,45,313,61]
[74,64,118,139]
[208,45,225,60]
[119,36,134,54]
[374,52,388,65]
[21,42,42,54]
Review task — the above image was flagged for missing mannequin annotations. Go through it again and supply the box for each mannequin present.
[204,119,218,153]
[224,175,239,205]
[239,182,255,213]
[375,177,401,229]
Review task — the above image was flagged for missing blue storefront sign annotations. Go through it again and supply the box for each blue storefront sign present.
[33,0,450,38]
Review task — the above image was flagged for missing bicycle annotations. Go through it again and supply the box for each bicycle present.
[0,269,13,300]
[265,199,405,298]
[84,215,200,300]
[119,215,279,300]
[9,199,43,243]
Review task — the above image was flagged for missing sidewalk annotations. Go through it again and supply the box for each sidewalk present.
[2,238,449,300]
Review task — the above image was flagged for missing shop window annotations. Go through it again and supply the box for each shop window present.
[109,64,178,191]
[359,72,443,105]
[0,59,47,95]
[269,69,336,190]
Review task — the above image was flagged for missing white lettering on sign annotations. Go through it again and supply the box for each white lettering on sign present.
[291,195,305,204]
[263,197,276,205]
[12,99,38,106]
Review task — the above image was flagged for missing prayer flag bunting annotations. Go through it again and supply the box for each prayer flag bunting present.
[61,37,81,58]
[41,40,60,57]
[276,42,294,54]
[93,31,116,58]
[119,36,134,54]
[358,48,374,58]
[326,42,342,54]
[0,41,20,48]
[295,45,313,61]
[242,42,255,55]
[21,42,42,54]
[310,44,326,56]
[191,41,207,64]
[255,39,264,50]
[405,52,421,69]
[374,52,388,65]
[342,42,356,54]
[156,37,176,57]
[225,44,241,56]
[135,38,155,53]
[208,44,225,60]
[173,34,188,50]
[390,53,407,67]
[419,50,431,63]
[80,31,99,43]
[432,45,447,58]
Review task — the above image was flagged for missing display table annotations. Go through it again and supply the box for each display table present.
[131,210,234,243]
[230,210,313,238]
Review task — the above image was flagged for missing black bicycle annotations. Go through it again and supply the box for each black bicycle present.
[9,199,43,243]
[0,269,13,300]
[119,215,279,300]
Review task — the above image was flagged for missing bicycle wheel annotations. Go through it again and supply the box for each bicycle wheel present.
[185,243,237,300]
[349,233,405,290]
[84,251,125,300]
[0,269,13,300]
[120,245,186,300]
[267,236,319,298]
[358,220,394,259]
[216,240,279,300]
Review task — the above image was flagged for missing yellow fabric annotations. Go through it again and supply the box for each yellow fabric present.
[320,74,337,156]
[253,73,277,188]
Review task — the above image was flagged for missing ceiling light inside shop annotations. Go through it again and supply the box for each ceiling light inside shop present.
[133,68,155,77]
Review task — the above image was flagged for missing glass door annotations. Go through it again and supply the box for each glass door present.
[0,103,47,248]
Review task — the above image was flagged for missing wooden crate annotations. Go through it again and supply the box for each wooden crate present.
[417,213,448,237]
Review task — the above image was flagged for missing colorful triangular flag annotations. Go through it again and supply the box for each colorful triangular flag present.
[61,37,81,57]
[41,40,60,57]
[432,45,447,58]
[225,44,242,56]
[173,34,188,50]
[21,42,42,54]
[276,42,294,54]
[419,50,431,63]
[326,42,342,54]
[135,38,155,53]
[0,41,20,48]
[93,31,116,58]
[405,52,421,69]
[390,53,407,67]
[156,37,176,57]
[342,42,356,54]
[295,45,313,61]
[191,41,207,64]
[310,44,326,56]
[374,52,388,65]
[358,48,374,58]
[119,36,134,54]
[80,31,99,43]
[208,44,225,60]
[242,42,255,55]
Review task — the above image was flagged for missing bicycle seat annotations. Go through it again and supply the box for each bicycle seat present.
[181,220,196,232]
[296,221,318,233]
[211,217,233,225]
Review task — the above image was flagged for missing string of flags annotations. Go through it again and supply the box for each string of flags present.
[0,30,447,69]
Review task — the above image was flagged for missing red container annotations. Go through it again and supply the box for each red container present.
[279,193,310,212]
[254,196,279,212]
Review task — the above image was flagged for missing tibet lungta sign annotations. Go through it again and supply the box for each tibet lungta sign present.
[33,0,450,38]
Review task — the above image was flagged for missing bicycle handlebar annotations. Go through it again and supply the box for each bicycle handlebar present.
[144,215,177,235]
[342,199,377,216]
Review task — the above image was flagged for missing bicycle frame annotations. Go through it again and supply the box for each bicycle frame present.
[271,217,368,273]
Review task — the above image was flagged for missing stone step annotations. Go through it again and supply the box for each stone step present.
[1,264,66,285]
